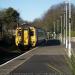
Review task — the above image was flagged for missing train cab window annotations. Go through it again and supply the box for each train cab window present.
[30,31,34,36]
[18,31,22,36]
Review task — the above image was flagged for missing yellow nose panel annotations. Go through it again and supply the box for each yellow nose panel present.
[24,30,29,45]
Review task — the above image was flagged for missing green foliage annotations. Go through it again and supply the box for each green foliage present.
[66,31,75,37]
[0,7,20,30]
[71,55,75,75]
[3,7,19,29]
[71,31,75,37]
[64,55,75,75]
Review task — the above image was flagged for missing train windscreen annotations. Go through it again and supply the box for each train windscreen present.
[18,31,22,36]
[30,30,34,36]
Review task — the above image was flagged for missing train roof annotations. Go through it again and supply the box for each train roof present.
[16,23,46,31]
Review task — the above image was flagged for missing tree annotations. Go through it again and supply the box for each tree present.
[32,3,75,33]
[3,7,19,29]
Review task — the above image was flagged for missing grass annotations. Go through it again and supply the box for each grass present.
[71,31,75,37]
[70,55,75,75]
[66,54,75,75]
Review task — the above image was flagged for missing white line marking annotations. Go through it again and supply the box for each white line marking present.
[0,47,38,67]
[46,63,63,74]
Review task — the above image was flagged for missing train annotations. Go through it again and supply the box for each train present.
[15,24,47,51]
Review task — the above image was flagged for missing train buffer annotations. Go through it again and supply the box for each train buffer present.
[0,41,72,75]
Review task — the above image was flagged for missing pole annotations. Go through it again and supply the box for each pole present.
[65,0,68,48]
[56,20,59,39]
[53,22,56,39]
[68,0,71,58]
[64,10,66,44]
[60,16,63,43]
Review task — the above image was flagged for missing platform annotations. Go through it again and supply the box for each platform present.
[0,43,72,75]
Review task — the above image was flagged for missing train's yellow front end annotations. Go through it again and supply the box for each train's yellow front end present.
[30,27,37,47]
[15,27,22,46]
[15,27,30,50]
[23,29,29,46]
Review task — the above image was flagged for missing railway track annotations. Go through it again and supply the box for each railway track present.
[0,51,22,65]
[0,39,60,65]
[0,48,33,65]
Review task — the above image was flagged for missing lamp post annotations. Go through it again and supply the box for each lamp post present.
[68,0,71,58]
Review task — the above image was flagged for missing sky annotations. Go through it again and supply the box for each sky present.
[0,0,75,22]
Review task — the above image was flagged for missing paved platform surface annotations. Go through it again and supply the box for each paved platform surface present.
[9,44,72,75]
